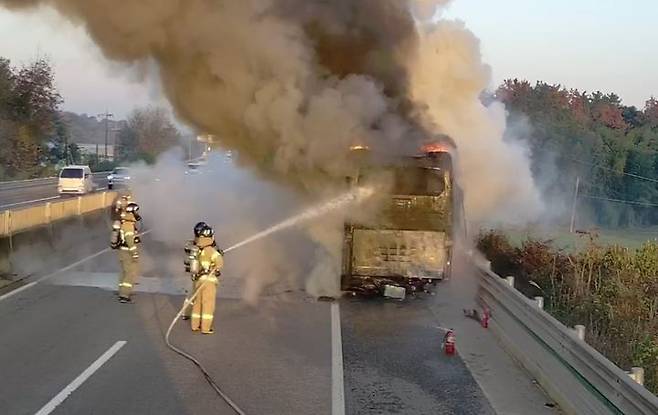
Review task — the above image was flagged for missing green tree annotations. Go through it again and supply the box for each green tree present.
[118,106,180,163]
[0,57,62,178]
[497,79,658,227]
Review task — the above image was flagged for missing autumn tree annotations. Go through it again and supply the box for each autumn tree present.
[498,79,658,227]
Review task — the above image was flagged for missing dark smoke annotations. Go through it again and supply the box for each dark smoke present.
[1,0,437,189]
[1,0,549,298]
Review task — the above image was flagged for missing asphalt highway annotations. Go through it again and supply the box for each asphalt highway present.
[0,235,558,415]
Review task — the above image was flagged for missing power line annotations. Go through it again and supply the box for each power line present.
[534,145,658,184]
[579,179,627,200]
[580,194,658,208]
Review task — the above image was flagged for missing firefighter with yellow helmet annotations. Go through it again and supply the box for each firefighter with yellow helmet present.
[185,222,223,334]
[110,202,142,303]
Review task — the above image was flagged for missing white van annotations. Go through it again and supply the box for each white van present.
[58,165,95,195]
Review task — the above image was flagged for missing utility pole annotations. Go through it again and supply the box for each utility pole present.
[111,127,121,162]
[98,111,113,160]
[63,131,68,164]
[570,176,580,233]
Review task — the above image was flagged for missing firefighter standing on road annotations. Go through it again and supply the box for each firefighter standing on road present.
[187,223,223,334]
[111,202,142,303]
[182,221,211,320]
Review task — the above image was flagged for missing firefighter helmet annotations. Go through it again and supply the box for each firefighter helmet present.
[124,202,141,222]
[194,221,209,237]
[194,222,214,238]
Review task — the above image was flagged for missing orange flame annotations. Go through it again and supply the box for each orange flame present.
[420,142,449,153]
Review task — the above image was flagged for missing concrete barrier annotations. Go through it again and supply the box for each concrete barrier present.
[475,261,658,415]
[0,211,110,280]
[0,190,117,237]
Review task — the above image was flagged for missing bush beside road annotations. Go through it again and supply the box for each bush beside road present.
[478,230,658,395]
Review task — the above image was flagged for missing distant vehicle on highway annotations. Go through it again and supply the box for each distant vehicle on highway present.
[185,162,203,175]
[57,165,94,195]
[107,167,131,189]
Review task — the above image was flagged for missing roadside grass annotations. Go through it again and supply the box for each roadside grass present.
[494,225,658,251]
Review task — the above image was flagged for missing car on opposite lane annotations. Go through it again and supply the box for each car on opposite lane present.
[107,167,131,189]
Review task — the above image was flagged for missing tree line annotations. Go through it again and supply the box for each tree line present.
[497,80,658,228]
[0,56,181,180]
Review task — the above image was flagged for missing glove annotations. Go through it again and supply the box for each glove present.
[134,235,142,244]
[214,269,221,277]
[218,248,225,256]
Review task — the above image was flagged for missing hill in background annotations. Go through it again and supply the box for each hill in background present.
[60,111,126,145]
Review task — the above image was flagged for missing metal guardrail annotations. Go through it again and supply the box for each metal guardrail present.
[0,172,110,191]
[475,260,658,415]
[1,190,117,237]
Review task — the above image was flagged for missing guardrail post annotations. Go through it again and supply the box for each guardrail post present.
[534,296,544,309]
[77,196,82,215]
[628,367,645,386]
[102,191,107,207]
[574,325,586,341]
[505,276,515,288]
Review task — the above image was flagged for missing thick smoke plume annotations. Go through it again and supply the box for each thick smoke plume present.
[407,19,543,222]
[1,0,545,297]
[1,0,541,220]
[129,150,377,302]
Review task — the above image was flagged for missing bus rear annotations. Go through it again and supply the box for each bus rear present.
[341,151,456,297]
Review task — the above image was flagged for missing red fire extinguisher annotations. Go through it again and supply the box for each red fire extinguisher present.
[443,329,456,355]
[481,307,490,329]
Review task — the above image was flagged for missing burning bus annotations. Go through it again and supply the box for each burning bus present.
[341,141,463,297]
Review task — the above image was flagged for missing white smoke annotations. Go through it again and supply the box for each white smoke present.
[407,17,544,224]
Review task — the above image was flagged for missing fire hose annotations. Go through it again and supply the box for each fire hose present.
[165,279,247,415]
[162,188,374,413]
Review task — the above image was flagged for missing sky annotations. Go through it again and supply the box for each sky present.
[0,0,656,119]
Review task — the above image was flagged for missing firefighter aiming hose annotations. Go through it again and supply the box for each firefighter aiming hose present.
[165,189,374,414]
[166,222,246,415]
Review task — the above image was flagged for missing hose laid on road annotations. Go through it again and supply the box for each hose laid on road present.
[165,280,247,415]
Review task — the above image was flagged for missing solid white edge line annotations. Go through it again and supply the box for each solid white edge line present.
[331,302,346,415]
[34,340,127,415]
[0,281,37,301]
[0,229,151,302]
[0,196,60,209]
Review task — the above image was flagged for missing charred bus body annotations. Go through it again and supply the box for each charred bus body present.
[341,146,463,297]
